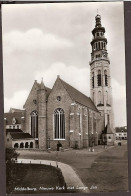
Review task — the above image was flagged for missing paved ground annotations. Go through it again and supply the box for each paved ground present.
[16,144,128,193]
[17,145,113,170]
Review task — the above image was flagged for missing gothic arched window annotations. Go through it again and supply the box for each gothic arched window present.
[97,70,101,86]
[54,108,65,139]
[31,111,38,138]
[104,70,108,86]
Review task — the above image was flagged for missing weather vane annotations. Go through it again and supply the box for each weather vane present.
[97,9,99,15]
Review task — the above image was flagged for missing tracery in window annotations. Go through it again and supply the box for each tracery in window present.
[54,108,65,139]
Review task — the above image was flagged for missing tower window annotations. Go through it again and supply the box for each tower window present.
[97,32,99,36]
[102,42,103,49]
[104,70,108,86]
[104,42,106,49]
[92,72,94,88]
[97,70,101,86]
[98,42,100,50]
[31,111,38,138]
[105,91,108,105]
[96,42,98,50]
[107,114,110,124]
[54,108,65,139]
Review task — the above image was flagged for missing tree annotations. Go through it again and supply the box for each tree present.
[6,148,19,194]
[6,148,19,163]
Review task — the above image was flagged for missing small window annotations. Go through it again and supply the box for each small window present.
[13,125,15,129]
[97,70,101,86]
[108,136,111,139]
[17,125,19,129]
[7,138,9,142]
[57,96,61,101]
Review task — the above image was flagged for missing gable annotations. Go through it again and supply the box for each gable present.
[24,81,51,108]
[24,81,39,108]
[48,77,73,104]
[4,112,24,125]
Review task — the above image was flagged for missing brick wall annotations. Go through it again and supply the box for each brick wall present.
[24,81,39,134]
[47,78,72,150]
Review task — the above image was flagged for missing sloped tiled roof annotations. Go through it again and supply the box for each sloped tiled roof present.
[60,78,98,112]
[115,127,127,133]
[104,124,114,134]
[4,112,24,125]
[10,132,33,140]
[6,129,23,135]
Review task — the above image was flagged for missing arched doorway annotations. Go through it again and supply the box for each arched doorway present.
[30,142,33,148]
[25,142,28,148]
[20,143,24,148]
[14,143,18,148]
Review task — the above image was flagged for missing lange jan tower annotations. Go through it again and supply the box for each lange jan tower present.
[90,14,114,133]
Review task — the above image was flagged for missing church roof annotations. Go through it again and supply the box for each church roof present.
[103,123,114,134]
[60,78,99,112]
[6,129,23,135]
[10,132,33,140]
[4,112,24,125]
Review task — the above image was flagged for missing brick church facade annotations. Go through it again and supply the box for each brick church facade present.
[5,14,115,150]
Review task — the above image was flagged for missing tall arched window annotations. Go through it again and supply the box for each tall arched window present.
[92,72,94,88]
[97,70,101,86]
[98,42,100,50]
[104,70,108,86]
[54,108,65,139]
[31,111,38,138]
[98,91,101,104]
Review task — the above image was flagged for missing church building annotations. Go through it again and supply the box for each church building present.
[5,14,115,150]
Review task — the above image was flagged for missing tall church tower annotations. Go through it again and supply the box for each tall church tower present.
[90,14,114,131]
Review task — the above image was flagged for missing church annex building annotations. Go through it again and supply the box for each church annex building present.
[4,15,115,150]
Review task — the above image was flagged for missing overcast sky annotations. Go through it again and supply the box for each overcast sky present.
[2,2,126,127]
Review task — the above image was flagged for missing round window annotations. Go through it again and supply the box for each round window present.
[57,96,61,101]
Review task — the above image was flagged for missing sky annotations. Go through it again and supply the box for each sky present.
[2,2,127,127]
